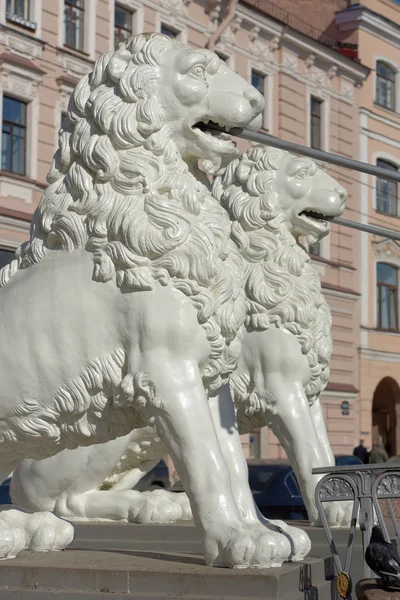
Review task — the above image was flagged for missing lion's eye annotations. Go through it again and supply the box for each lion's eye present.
[296,168,308,179]
[190,65,205,77]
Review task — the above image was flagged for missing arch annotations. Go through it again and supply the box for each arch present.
[372,376,400,457]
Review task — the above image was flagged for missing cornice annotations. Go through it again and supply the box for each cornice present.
[336,6,400,50]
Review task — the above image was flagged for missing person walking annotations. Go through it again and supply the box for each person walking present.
[368,441,389,464]
[354,439,369,464]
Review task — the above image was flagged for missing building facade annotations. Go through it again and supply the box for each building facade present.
[0,0,370,458]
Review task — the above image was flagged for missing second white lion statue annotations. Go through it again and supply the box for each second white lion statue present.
[12,144,349,547]
[0,33,315,568]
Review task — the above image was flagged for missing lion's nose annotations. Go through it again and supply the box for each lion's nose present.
[243,86,265,114]
[336,186,347,206]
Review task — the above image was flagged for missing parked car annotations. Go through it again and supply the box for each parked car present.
[248,455,362,521]
[0,478,12,505]
[134,459,171,491]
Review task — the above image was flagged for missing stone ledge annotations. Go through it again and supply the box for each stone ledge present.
[356,578,400,600]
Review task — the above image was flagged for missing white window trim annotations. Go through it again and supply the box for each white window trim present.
[372,150,400,214]
[248,63,273,133]
[0,61,42,182]
[58,0,96,60]
[373,256,400,331]
[156,14,187,44]
[109,1,144,52]
[374,56,400,114]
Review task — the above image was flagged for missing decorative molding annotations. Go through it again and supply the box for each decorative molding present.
[0,29,42,60]
[372,239,400,263]
[319,477,355,500]
[377,474,400,497]
[336,6,400,51]
[359,348,400,363]
[57,51,93,79]
[0,179,33,204]
[0,214,30,236]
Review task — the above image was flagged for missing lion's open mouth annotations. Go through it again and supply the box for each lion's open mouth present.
[191,120,238,152]
[298,209,336,228]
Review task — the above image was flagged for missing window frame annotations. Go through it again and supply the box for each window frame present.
[376,262,399,332]
[1,95,27,176]
[310,96,323,150]
[114,4,133,49]
[376,60,396,112]
[64,0,85,52]
[376,158,399,217]
[160,23,179,39]
[251,69,267,131]
[6,0,30,20]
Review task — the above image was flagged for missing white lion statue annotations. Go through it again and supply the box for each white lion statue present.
[11,144,349,558]
[0,33,315,568]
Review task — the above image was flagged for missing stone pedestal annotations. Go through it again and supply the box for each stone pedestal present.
[0,521,373,599]
[356,578,400,600]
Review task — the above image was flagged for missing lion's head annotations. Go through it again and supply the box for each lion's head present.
[0,34,264,287]
[213,145,348,416]
[227,146,347,246]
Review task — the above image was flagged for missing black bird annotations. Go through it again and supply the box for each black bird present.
[365,525,400,589]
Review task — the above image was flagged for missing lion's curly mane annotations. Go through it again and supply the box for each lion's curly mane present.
[0,34,246,456]
[213,145,332,428]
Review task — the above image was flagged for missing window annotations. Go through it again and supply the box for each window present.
[376,159,398,216]
[310,97,322,149]
[376,61,396,111]
[64,0,84,51]
[0,249,15,270]
[309,242,321,256]
[377,263,398,331]
[115,5,132,48]
[2,96,27,175]
[6,0,30,19]
[216,52,229,64]
[251,71,265,127]
[161,24,177,38]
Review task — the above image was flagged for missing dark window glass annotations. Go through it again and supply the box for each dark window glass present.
[6,0,30,19]
[251,70,265,95]
[376,61,396,111]
[377,262,398,330]
[161,24,177,38]
[251,71,265,127]
[115,5,132,48]
[309,242,321,256]
[310,97,322,149]
[376,159,398,216]
[2,96,27,175]
[64,0,84,51]
[0,250,15,270]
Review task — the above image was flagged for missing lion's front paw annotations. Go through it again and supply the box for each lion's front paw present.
[204,522,291,569]
[133,492,182,524]
[266,519,311,562]
[0,509,74,559]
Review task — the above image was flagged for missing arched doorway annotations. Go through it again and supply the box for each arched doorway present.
[372,377,400,457]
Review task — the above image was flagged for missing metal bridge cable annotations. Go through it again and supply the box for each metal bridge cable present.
[223,127,400,183]
[333,217,400,242]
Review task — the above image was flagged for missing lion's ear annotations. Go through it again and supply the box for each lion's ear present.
[235,160,253,183]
